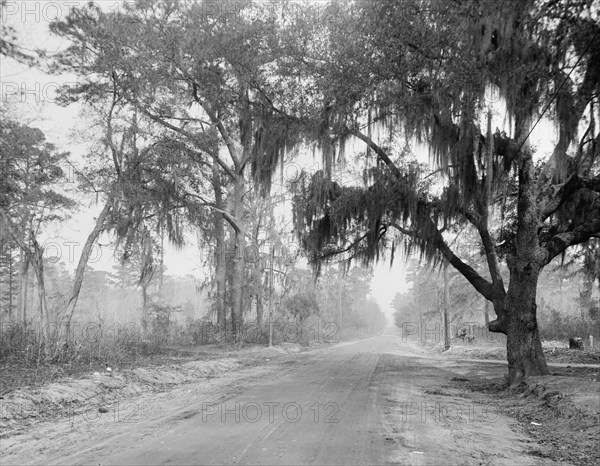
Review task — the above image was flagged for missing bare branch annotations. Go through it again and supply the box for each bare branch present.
[183,192,242,233]
[350,129,403,179]
[137,106,237,180]
[190,85,241,171]
[426,217,495,300]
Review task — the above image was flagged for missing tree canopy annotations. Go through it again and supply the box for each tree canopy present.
[1,0,598,383]
[289,0,600,383]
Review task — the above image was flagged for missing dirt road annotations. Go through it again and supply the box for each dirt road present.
[3,333,564,465]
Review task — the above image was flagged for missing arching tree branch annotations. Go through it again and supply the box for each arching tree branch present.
[544,216,600,264]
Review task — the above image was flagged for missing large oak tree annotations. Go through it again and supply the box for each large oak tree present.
[291,0,600,384]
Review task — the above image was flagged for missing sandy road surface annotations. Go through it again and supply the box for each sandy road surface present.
[3,334,563,465]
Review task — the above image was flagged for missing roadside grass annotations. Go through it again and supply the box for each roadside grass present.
[0,317,365,396]
[0,335,211,397]
[452,373,600,466]
[0,350,295,436]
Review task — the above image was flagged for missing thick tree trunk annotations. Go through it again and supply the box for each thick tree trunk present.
[139,230,155,337]
[504,265,548,384]
[232,235,245,337]
[254,252,264,333]
[212,160,227,333]
[29,239,50,355]
[225,237,235,340]
[215,226,227,332]
[64,199,111,327]
[17,249,30,325]
[489,112,549,385]
[256,271,264,329]
[231,177,245,338]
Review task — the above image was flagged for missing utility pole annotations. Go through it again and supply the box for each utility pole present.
[337,262,343,337]
[484,300,490,328]
[442,260,451,351]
